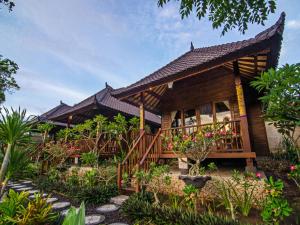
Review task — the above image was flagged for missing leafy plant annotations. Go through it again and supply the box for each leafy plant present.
[81,152,97,167]
[182,184,198,213]
[261,176,292,225]
[62,202,85,225]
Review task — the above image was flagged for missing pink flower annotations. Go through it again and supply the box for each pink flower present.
[256,172,262,179]
[183,135,189,140]
[290,165,296,171]
[219,130,227,136]
[205,132,213,138]
[167,142,174,151]
[192,137,197,142]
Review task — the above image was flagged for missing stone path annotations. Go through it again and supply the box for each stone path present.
[7,180,130,225]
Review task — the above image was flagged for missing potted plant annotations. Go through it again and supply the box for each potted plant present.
[166,124,222,188]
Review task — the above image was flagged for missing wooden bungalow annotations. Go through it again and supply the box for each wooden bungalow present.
[113,13,286,188]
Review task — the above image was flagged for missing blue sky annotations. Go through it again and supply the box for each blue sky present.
[1,0,300,115]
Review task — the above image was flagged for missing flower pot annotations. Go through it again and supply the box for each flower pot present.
[179,175,211,189]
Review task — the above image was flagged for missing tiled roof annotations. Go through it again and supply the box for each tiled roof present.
[38,102,71,122]
[112,12,285,98]
[48,85,161,125]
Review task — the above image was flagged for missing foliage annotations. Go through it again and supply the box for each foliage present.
[288,164,300,189]
[62,202,85,225]
[43,141,74,167]
[0,55,19,104]
[251,64,300,160]
[0,190,57,225]
[0,107,33,184]
[182,184,198,212]
[165,124,222,176]
[261,176,292,225]
[157,0,276,35]
[122,192,244,225]
[214,170,260,219]
[81,152,97,167]
[37,122,54,144]
[0,0,15,12]
[135,163,171,205]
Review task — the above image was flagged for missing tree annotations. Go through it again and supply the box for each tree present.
[0,0,15,11]
[0,107,32,183]
[251,64,300,159]
[157,0,276,35]
[0,55,19,104]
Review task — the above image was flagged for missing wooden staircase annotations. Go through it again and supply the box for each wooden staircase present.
[117,129,161,192]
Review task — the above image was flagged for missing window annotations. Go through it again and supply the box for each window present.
[215,100,231,122]
[200,103,213,124]
[184,109,196,126]
[171,110,182,128]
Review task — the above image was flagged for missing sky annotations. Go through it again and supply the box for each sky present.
[0,0,300,116]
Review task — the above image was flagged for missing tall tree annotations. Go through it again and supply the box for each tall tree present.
[158,0,277,35]
[0,55,19,104]
[0,0,15,11]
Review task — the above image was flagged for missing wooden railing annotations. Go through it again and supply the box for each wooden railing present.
[117,131,156,190]
[139,128,162,172]
[160,119,243,153]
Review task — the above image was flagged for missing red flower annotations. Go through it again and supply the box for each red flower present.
[192,137,197,142]
[256,172,262,179]
[219,130,227,136]
[183,135,189,140]
[290,165,296,171]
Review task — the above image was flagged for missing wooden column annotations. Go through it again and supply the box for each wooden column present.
[139,92,145,132]
[67,115,72,128]
[233,61,255,171]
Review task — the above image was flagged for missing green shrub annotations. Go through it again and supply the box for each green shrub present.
[121,193,244,225]
[74,183,118,205]
[81,152,97,167]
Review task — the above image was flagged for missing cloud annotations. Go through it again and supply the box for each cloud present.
[287,20,300,29]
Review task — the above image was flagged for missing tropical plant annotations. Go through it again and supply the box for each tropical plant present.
[0,107,33,185]
[37,122,54,144]
[62,202,85,225]
[81,152,97,167]
[157,0,276,35]
[251,64,300,161]
[182,184,198,213]
[0,190,57,225]
[261,176,292,225]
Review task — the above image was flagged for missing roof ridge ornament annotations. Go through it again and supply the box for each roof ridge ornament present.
[190,42,194,51]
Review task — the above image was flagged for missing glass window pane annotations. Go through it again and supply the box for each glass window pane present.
[200,103,213,124]
[215,100,231,122]
[184,109,196,126]
[171,110,182,128]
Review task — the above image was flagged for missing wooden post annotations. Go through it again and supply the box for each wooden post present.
[67,115,72,128]
[139,93,145,133]
[117,163,122,191]
[135,164,141,193]
[233,61,255,172]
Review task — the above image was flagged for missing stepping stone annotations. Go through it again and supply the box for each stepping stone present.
[21,181,32,184]
[15,187,32,191]
[109,223,129,225]
[46,197,58,203]
[85,214,105,225]
[96,204,119,213]
[52,202,71,210]
[11,185,26,189]
[29,193,47,199]
[28,190,40,194]
[110,195,129,205]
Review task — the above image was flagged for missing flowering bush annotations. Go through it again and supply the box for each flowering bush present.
[164,124,224,176]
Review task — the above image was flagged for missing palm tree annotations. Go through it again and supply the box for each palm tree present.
[0,107,33,183]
